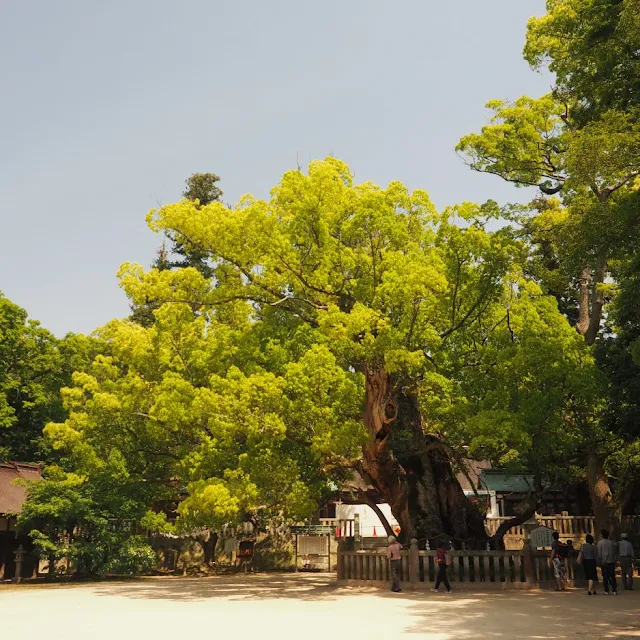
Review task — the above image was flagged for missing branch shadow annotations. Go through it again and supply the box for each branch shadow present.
[404,589,640,639]
[88,574,640,639]
[91,573,344,602]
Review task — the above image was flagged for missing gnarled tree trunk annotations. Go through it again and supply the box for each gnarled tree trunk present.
[360,367,487,549]
[587,454,621,538]
[575,256,621,536]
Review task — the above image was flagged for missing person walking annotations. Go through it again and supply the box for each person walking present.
[386,535,403,593]
[577,534,598,595]
[550,532,569,591]
[597,529,618,595]
[618,533,635,590]
[431,545,452,594]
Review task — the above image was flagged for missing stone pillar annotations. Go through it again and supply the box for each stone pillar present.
[13,544,24,584]
[354,513,361,551]
[409,538,419,585]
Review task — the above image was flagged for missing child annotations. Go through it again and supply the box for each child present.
[432,544,452,594]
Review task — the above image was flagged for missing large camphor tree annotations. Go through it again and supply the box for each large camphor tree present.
[96,158,589,547]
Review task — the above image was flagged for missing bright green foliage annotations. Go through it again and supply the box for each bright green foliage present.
[46,292,364,531]
[40,159,599,545]
[122,160,516,371]
[457,95,568,195]
[48,159,542,537]
[525,0,640,123]
[457,95,640,200]
[111,159,584,520]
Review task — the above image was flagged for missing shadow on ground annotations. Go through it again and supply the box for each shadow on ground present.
[77,574,640,639]
[404,589,640,639]
[92,573,343,602]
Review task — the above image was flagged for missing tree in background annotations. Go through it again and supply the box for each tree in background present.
[130,173,223,326]
[0,293,97,463]
[18,467,157,578]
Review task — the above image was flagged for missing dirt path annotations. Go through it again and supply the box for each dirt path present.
[2,573,639,639]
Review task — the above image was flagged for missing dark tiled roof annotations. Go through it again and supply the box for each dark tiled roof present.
[0,462,42,514]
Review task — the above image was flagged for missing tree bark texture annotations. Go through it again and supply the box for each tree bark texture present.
[576,265,592,338]
[585,255,607,346]
[587,454,621,538]
[490,494,540,550]
[360,367,487,549]
[574,257,620,531]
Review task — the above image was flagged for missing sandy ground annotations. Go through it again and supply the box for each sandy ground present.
[2,573,640,640]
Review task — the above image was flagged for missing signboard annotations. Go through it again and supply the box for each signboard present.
[290,525,333,535]
[298,535,328,556]
[530,526,555,549]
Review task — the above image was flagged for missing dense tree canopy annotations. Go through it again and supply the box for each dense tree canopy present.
[8,2,640,573]
[67,158,586,546]
[0,293,101,463]
[457,0,640,532]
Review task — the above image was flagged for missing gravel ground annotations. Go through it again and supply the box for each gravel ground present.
[2,573,639,639]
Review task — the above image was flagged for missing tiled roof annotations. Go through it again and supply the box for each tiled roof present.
[0,462,42,514]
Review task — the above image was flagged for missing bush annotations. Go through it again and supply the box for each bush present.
[104,536,156,575]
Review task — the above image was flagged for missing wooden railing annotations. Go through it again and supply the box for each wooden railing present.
[486,515,640,538]
[338,544,580,589]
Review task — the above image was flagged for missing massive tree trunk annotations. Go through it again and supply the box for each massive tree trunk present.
[360,367,487,549]
[587,454,621,538]
[575,257,621,534]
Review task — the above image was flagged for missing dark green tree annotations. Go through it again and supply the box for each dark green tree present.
[130,173,223,326]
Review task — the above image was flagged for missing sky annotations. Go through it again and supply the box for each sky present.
[0,0,551,337]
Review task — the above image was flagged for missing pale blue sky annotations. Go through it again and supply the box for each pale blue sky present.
[0,0,549,336]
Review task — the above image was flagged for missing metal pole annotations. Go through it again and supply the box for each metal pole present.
[294,534,298,572]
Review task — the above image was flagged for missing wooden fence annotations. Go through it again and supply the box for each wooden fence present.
[486,515,640,538]
[337,542,581,590]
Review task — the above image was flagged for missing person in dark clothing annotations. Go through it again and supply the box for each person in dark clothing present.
[432,546,452,594]
[597,529,618,595]
[578,533,598,595]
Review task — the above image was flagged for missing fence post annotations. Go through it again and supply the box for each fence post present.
[523,539,537,587]
[409,538,419,585]
[522,517,538,588]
